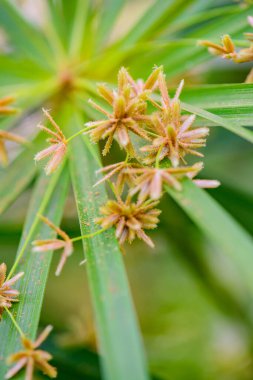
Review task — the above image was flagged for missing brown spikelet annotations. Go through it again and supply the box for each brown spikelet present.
[0,263,24,319]
[96,195,161,248]
[32,215,73,276]
[6,326,57,380]
[34,108,67,175]
[85,67,159,156]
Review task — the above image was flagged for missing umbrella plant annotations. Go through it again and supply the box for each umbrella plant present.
[0,1,253,379]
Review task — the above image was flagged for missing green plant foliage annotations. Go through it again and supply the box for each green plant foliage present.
[0,1,253,380]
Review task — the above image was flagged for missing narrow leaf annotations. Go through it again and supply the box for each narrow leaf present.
[0,165,69,378]
[0,0,53,69]
[67,111,150,380]
[181,102,253,143]
[95,0,125,48]
[180,83,253,126]
[0,135,46,215]
[166,180,253,294]
[120,0,195,47]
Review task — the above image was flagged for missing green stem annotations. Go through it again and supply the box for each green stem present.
[4,307,25,338]
[7,164,64,280]
[66,126,92,143]
[71,227,108,243]
[155,145,163,168]
[146,130,159,138]
[124,152,129,163]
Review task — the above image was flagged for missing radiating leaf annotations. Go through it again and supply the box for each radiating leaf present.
[119,0,195,47]
[166,179,253,294]
[181,102,253,143]
[0,165,69,378]
[180,83,253,126]
[0,136,44,215]
[95,0,125,49]
[67,110,150,380]
[0,0,53,70]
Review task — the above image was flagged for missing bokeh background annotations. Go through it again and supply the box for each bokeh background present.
[1,1,253,379]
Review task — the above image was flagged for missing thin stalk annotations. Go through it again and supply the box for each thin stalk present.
[7,164,65,280]
[146,130,159,138]
[71,227,108,243]
[4,307,25,338]
[66,126,93,143]
[155,145,163,168]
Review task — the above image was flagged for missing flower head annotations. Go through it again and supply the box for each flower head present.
[32,215,73,276]
[34,108,67,175]
[0,130,28,167]
[5,325,57,380]
[85,67,157,156]
[199,35,236,60]
[199,30,253,63]
[129,163,204,200]
[0,263,24,319]
[142,75,209,166]
[96,195,161,247]
[0,96,16,115]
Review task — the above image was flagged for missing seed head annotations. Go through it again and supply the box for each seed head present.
[0,263,24,319]
[32,215,73,276]
[34,109,67,175]
[128,163,204,200]
[199,35,237,60]
[199,31,253,63]
[5,325,57,380]
[85,67,156,156]
[96,195,161,248]
[142,74,209,166]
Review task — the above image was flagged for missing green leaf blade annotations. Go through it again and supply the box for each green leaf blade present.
[182,102,253,143]
[0,166,69,378]
[68,113,150,380]
[167,180,253,294]
[0,0,53,70]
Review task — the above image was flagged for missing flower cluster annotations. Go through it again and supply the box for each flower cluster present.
[34,108,67,175]
[84,67,160,156]
[0,263,55,380]
[96,195,161,248]
[0,263,23,319]
[32,215,73,276]
[199,16,253,81]
[86,67,219,247]
[6,325,57,380]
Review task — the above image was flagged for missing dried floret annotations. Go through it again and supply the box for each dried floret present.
[6,326,57,380]
[32,215,73,276]
[34,109,67,175]
[96,195,160,247]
